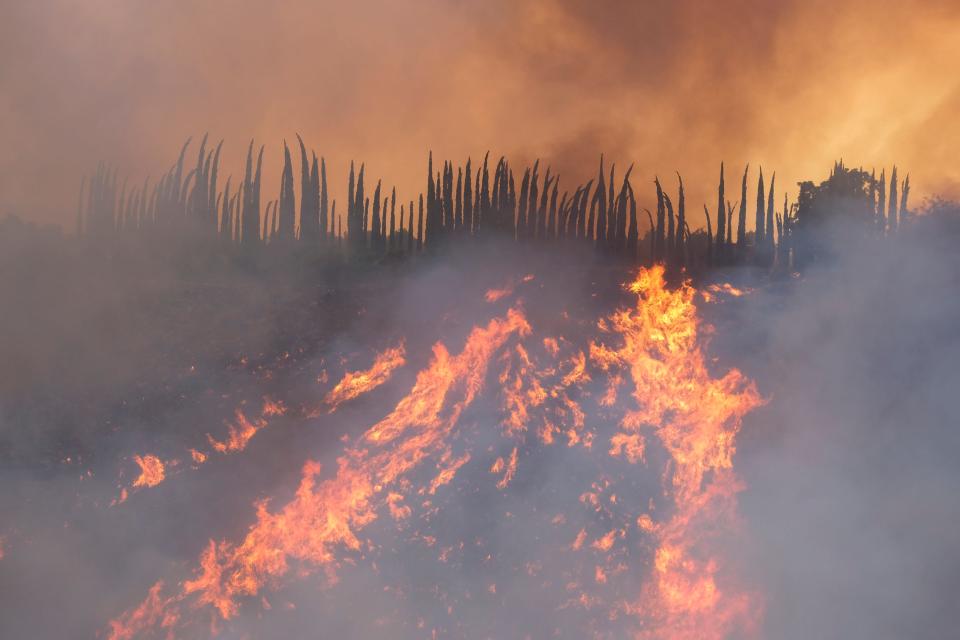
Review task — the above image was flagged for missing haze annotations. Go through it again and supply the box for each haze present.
[2,0,959,229]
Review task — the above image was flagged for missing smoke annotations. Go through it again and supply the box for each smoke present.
[3,0,960,229]
[1,203,959,638]
[720,213,960,638]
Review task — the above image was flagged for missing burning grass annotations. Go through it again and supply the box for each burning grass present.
[106,266,763,639]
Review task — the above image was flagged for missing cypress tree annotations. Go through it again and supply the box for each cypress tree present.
[363,197,370,245]
[271,199,279,239]
[676,172,685,262]
[378,196,385,249]
[715,163,726,258]
[371,179,382,251]
[408,200,415,253]
[528,160,540,240]
[704,205,713,266]
[220,177,232,239]
[455,167,463,232]
[766,172,776,256]
[262,200,271,241]
[518,168,530,240]
[606,164,616,248]
[241,142,264,246]
[502,169,517,238]
[417,194,424,251]
[347,161,356,242]
[491,161,502,230]
[899,175,910,224]
[782,192,788,257]
[464,158,473,234]
[737,165,749,258]
[434,171,442,241]
[443,161,454,235]
[755,167,765,249]
[645,208,656,262]
[278,142,296,241]
[593,157,606,247]
[556,190,568,239]
[537,168,552,241]
[877,169,887,233]
[208,141,223,232]
[357,165,367,245]
[296,135,316,242]
[581,179,594,240]
[626,181,638,259]
[654,177,665,261]
[665,192,675,263]
[233,190,240,242]
[726,200,734,247]
[479,152,490,232]
[320,157,328,240]
[389,188,397,251]
[396,203,403,253]
[888,166,899,233]
[548,178,560,239]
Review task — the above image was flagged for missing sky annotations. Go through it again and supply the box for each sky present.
[2,0,959,230]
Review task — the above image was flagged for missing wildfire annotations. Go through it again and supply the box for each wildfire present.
[207,409,267,454]
[131,455,166,489]
[106,267,762,639]
[484,273,535,302]
[702,282,753,303]
[595,265,763,638]
[323,342,406,412]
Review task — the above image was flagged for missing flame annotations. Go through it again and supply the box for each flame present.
[106,268,762,638]
[108,309,530,635]
[260,396,287,417]
[106,581,179,640]
[595,265,763,638]
[484,286,513,303]
[484,274,535,302]
[323,342,406,412]
[131,455,166,489]
[703,282,753,303]
[207,410,266,454]
[492,446,519,489]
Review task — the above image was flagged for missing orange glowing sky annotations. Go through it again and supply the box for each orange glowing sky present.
[2,0,959,230]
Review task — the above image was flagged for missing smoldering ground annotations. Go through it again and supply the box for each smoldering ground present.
[1,211,959,639]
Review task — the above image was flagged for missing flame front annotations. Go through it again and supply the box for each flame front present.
[595,266,763,638]
[107,267,763,639]
[323,342,406,412]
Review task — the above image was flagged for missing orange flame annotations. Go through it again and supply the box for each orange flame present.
[131,455,166,489]
[207,410,266,454]
[596,265,763,638]
[108,309,530,636]
[323,342,406,412]
[107,268,762,639]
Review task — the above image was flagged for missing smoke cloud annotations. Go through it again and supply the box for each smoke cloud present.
[2,204,959,638]
[2,0,959,229]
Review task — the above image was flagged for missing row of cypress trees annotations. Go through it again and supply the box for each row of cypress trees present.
[76,138,908,272]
